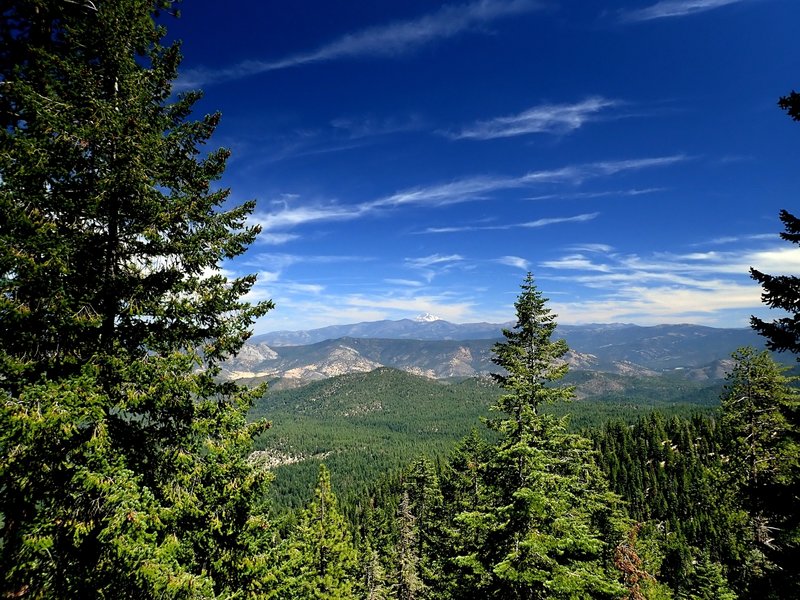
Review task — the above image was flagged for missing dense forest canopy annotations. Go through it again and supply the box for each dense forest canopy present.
[1,2,799,599]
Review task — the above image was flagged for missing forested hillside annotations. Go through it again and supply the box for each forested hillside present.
[251,367,724,509]
[248,369,498,509]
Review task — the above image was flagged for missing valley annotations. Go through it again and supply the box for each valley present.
[241,318,759,508]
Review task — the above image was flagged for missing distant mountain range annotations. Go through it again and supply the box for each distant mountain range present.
[251,316,510,346]
[225,319,784,387]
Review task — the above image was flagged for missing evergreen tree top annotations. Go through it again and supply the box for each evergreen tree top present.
[490,273,573,424]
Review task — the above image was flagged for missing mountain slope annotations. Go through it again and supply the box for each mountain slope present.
[249,368,498,508]
[228,322,777,387]
[252,318,510,346]
[249,367,724,508]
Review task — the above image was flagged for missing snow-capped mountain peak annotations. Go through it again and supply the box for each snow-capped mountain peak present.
[414,313,441,323]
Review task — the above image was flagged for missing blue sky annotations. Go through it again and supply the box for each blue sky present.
[165,0,800,333]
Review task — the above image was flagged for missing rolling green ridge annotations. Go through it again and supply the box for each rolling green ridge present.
[250,368,498,509]
[250,367,724,509]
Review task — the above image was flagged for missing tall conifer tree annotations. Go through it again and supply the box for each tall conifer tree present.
[746,86,800,599]
[719,348,800,598]
[0,1,273,597]
[449,273,628,599]
[269,466,361,600]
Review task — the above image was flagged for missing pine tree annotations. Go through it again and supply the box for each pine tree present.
[395,491,425,600]
[364,543,392,600]
[449,273,628,599]
[489,272,573,436]
[403,457,444,593]
[0,1,273,597]
[750,87,800,351]
[744,88,800,600]
[678,553,736,600]
[719,347,800,598]
[271,465,361,600]
[437,429,494,599]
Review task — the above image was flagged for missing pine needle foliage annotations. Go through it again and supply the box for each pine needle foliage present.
[1,1,274,597]
[444,273,629,599]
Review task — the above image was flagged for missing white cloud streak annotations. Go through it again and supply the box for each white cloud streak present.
[523,213,599,228]
[405,254,465,269]
[567,243,614,253]
[252,289,481,332]
[496,256,531,270]
[526,188,665,201]
[540,243,800,325]
[622,0,744,22]
[177,0,542,89]
[450,97,621,139]
[692,233,776,246]
[385,278,425,287]
[420,212,599,234]
[257,232,300,245]
[255,204,370,231]
[343,294,475,322]
[405,254,466,283]
[253,155,687,235]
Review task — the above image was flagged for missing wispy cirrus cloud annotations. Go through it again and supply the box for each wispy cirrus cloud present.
[385,278,425,288]
[542,246,800,282]
[567,243,614,253]
[177,0,542,89]
[252,154,688,237]
[254,204,370,232]
[405,254,466,283]
[622,0,744,22]
[540,243,800,325]
[405,254,465,269]
[343,294,475,322]
[496,256,531,270]
[692,233,776,247]
[330,114,427,140]
[526,188,665,201]
[371,175,513,208]
[541,255,613,272]
[524,213,599,228]
[242,253,373,287]
[258,232,301,245]
[449,97,621,140]
[420,212,600,234]
[256,114,428,165]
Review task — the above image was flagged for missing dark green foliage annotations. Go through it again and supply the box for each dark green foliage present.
[557,370,722,428]
[719,348,800,598]
[678,553,737,600]
[0,1,273,597]
[266,465,361,599]
[394,491,425,600]
[250,368,500,510]
[5,4,798,593]
[593,347,800,600]
[592,412,745,595]
[490,273,573,424]
[252,354,723,513]
[438,274,629,599]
